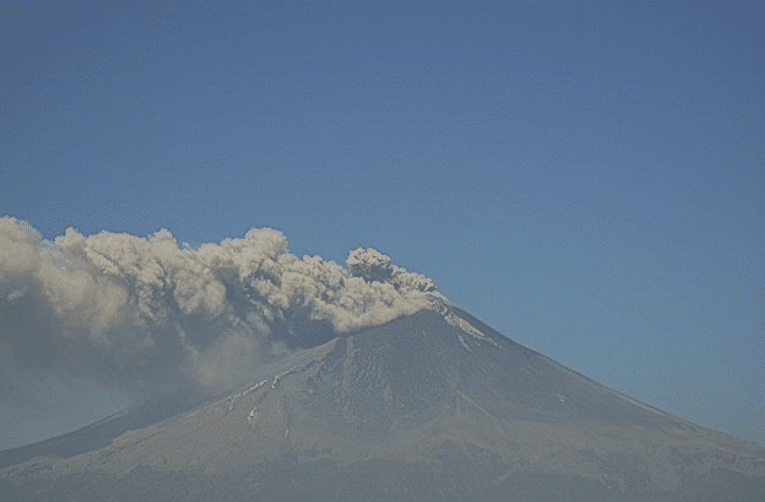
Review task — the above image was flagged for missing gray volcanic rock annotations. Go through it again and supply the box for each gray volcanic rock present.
[2,309,764,501]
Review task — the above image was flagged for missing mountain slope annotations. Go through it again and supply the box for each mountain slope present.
[2,309,764,501]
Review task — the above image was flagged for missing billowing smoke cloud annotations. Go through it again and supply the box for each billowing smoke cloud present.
[0,217,444,404]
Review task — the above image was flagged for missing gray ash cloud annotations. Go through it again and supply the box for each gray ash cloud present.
[0,217,443,400]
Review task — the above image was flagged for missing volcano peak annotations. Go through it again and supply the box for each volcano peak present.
[3,309,763,501]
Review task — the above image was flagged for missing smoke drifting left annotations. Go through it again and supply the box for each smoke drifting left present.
[0,217,442,421]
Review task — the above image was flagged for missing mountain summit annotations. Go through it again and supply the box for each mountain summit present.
[2,307,764,501]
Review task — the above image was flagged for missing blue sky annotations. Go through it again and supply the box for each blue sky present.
[1,0,763,447]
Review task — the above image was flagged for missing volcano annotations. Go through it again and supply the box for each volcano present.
[1,307,763,501]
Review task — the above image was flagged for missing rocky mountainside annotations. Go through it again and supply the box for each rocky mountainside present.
[2,308,764,501]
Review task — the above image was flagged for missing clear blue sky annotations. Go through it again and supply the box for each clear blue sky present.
[1,0,763,447]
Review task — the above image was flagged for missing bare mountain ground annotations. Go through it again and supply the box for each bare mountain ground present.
[2,310,764,501]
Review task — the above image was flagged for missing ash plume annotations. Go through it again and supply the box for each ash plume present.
[0,217,442,402]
